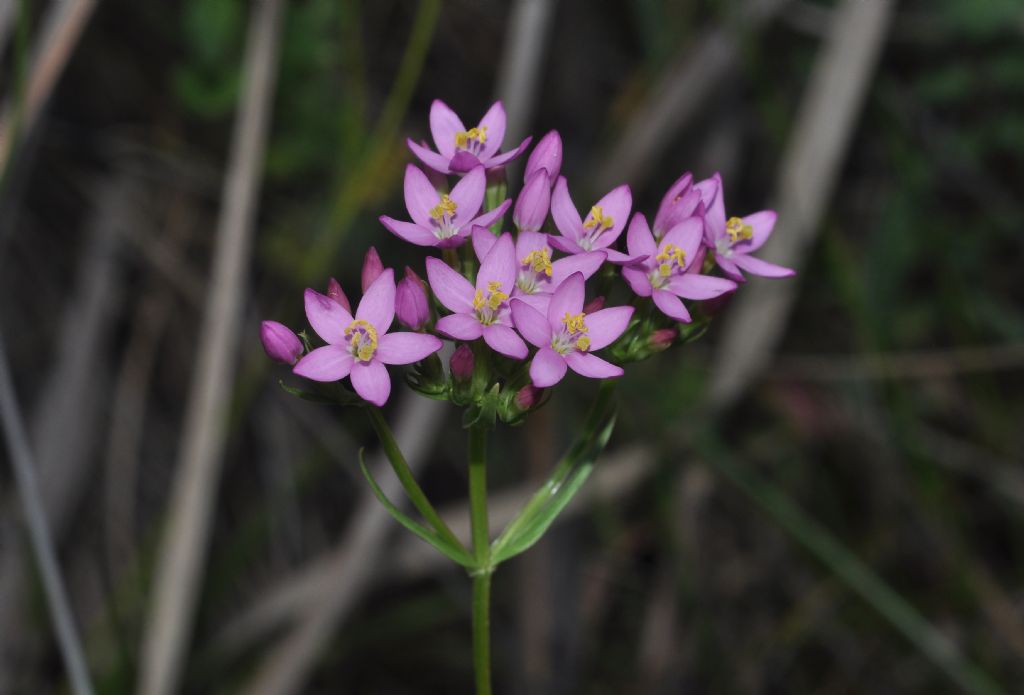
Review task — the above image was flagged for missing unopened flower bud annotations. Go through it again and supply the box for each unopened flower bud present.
[450,344,474,382]
[396,266,430,330]
[513,169,551,233]
[525,130,562,185]
[648,327,678,353]
[361,247,384,293]
[583,295,605,314]
[326,277,351,312]
[514,384,543,411]
[260,321,303,365]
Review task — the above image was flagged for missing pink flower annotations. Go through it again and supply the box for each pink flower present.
[695,172,794,281]
[523,130,562,184]
[512,169,551,233]
[407,100,532,175]
[395,266,430,330]
[426,233,529,360]
[549,177,644,264]
[652,171,703,241]
[261,321,303,365]
[293,270,443,406]
[379,165,510,248]
[622,213,737,323]
[511,273,633,388]
[471,227,605,314]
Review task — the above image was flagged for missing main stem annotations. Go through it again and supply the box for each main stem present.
[468,424,492,695]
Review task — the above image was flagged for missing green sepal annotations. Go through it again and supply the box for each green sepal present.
[490,399,618,564]
[278,379,363,406]
[359,450,475,568]
[462,382,500,430]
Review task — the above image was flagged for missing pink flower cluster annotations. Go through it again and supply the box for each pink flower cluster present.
[262,100,793,408]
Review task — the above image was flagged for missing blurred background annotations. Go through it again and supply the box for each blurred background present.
[1,0,1023,693]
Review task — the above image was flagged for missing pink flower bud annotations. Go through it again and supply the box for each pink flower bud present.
[513,169,551,233]
[396,266,430,330]
[514,384,543,411]
[648,327,678,353]
[583,295,605,314]
[326,277,351,312]
[525,130,562,185]
[450,344,474,382]
[361,247,384,293]
[261,320,303,365]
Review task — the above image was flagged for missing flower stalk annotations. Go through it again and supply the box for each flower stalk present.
[468,423,493,695]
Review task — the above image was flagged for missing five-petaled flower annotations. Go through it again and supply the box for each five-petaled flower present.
[472,227,605,314]
[622,213,737,322]
[696,172,795,281]
[293,269,443,406]
[511,273,633,388]
[426,233,529,359]
[379,164,510,248]
[407,100,532,175]
[549,177,644,264]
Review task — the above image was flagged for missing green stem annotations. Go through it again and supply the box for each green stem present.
[468,424,492,695]
[366,407,464,552]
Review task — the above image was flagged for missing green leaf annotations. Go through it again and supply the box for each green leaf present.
[490,400,618,564]
[358,451,475,568]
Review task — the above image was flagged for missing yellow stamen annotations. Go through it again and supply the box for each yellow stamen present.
[473,282,509,320]
[429,194,458,222]
[582,205,614,230]
[454,126,488,149]
[344,319,378,361]
[521,248,553,277]
[726,216,753,244]
[561,312,588,335]
[575,336,591,352]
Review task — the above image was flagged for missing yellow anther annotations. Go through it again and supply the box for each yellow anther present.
[473,282,509,319]
[343,319,379,361]
[521,249,553,277]
[582,205,613,230]
[454,126,488,149]
[429,194,458,222]
[726,216,753,244]
[658,263,672,277]
[561,312,588,335]
[472,289,485,310]
[575,336,591,352]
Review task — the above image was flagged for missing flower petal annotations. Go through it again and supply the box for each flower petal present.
[483,136,532,167]
[668,273,737,300]
[548,234,584,255]
[477,101,507,159]
[450,166,486,226]
[404,164,439,228]
[292,345,353,382]
[694,173,724,240]
[626,213,657,259]
[590,184,631,239]
[450,150,481,173]
[730,252,795,278]
[376,332,443,365]
[714,254,746,282]
[513,169,552,233]
[621,266,653,297]
[483,324,528,359]
[511,298,553,348]
[741,210,777,252]
[524,130,562,184]
[652,289,691,322]
[653,171,694,234]
[550,251,606,286]
[550,176,583,242]
[379,216,439,247]
[350,360,391,406]
[304,288,353,345]
[585,306,634,350]
[547,272,585,325]
[477,232,516,293]
[356,268,395,333]
[530,347,567,387]
[661,217,704,270]
[511,291,550,315]
[471,225,498,261]
[436,313,484,340]
[565,352,623,380]
[407,139,451,174]
[515,230,550,259]
[603,248,649,265]
[467,198,511,231]
[425,257,476,313]
[429,99,465,158]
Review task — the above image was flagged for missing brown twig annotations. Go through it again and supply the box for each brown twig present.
[135,1,287,693]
